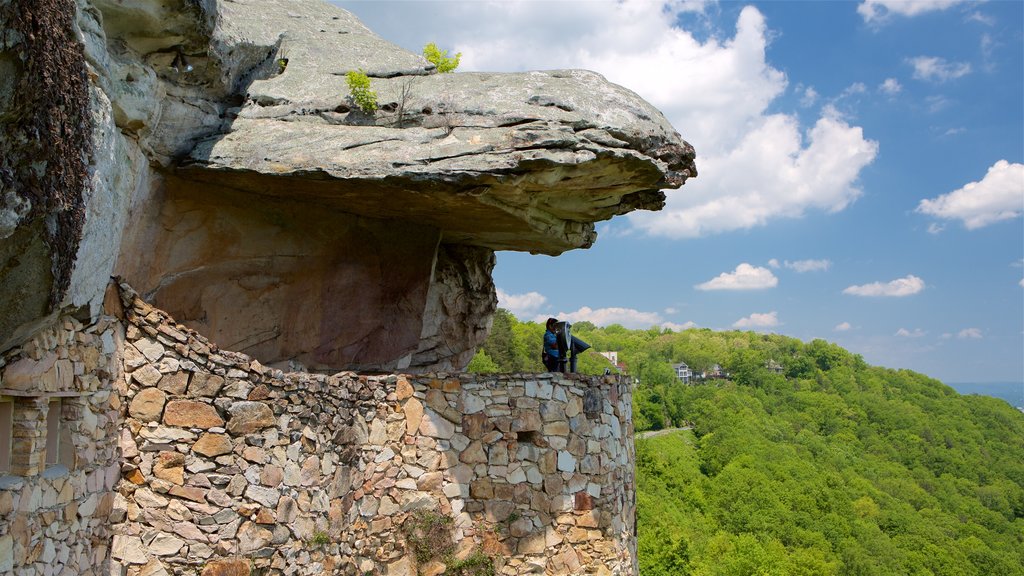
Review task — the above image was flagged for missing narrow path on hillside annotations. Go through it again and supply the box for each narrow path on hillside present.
[636,426,692,439]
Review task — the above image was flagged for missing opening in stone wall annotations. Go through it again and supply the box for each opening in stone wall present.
[0,398,11,474]
[45,398,62,466]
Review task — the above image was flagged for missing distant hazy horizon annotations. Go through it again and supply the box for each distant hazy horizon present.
[948,381,1024,408]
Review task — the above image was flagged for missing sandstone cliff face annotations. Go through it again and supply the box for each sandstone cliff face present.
[0,0,695,371]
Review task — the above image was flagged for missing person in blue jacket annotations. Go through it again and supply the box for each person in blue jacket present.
[542,317,560,372]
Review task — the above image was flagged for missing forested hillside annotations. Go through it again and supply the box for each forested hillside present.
[468,310,1024,575]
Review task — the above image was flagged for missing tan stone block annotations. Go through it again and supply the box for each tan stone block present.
[416,471,443,492]
[470,477,493,499]
[517,533,545,555]
[404,397,424,436]
[157,372,189,395]
[168,485,206,503]
[153,451,185,485]
[125,468,146,485]
[261,464,284,487]
[242,445,267,463]
[1,353,56,391]
[460,441,487,465]
[188,372,225,397]
[192,433,233,457]
[395,378,414,400]
[425,389,448,413]
[542,421,570,436]
[226,401,275,434]
[163,400,224,429]
[576,510,599,528]
[512,411,542,432]
[200,558,250,576]
[129,388,167,422]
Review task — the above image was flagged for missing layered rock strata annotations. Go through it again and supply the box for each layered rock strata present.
[114,284,636,575]
[2,0,695,372]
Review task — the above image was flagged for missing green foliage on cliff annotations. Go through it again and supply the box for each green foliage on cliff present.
[469,313,1024,575]
[345,69,377,113]
[423,42,461,73]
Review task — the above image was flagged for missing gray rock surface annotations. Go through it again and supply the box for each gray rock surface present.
[1,0,696,373]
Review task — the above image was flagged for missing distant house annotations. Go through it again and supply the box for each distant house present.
[599,351,628,374]
[672,362,692,384]
[765,359,784,374]
[709,363,728,379]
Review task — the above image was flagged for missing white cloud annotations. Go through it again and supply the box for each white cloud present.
[896,328,926,338]
[917,160,1024,229]
[927,222,946,234]
[662,321,698,331]
[843,275,925,297]
[496,288,547,317]
[800,86,819,107]
[879,78,902,95]
[958,327,983,339]
[859,0,967,24]
[664,307,679,315]
[634,114,878,237]
[967,11,996,26]
[835,322,852,332]
[767,258,780,269]
[733,311,779,329]
[908,56,972,82]
[784,259,831,272]
[925,95,953,113]
[695,263,778,291]
[1019,278,1024,288]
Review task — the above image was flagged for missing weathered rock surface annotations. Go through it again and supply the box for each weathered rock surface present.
[3,0,695,372]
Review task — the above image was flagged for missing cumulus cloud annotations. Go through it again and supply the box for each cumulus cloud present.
[879,78,902,95]
[859,0,967,24]
[632,112,878,238]
[767,258,780,269]
[538,305,694,331]
[843,275,925,297]
[733,311,780,329]
[695,263,778,291]
[785,259,831,272]
[496,288,547,317]
[908,56,972,82]
[896,328,926,338]
[835,322,852,332]
[958,327,983,339]
[917,160,1024,229]
[800,86,819,107]
[662,321,698,332]
[340,1,880,239]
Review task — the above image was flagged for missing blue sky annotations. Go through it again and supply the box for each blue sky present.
[336,0,1024,383]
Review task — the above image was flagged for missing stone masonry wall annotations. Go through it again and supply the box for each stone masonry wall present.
[0,288,124,575]
[114,283,637,576]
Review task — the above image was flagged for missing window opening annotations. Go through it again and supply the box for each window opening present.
[45,399,61,466]
[0,399,12,474]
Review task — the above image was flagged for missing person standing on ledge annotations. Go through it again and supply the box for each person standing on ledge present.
[542,317,561,372]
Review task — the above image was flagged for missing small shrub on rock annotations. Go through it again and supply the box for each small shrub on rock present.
[345,69,378,113]
[423,42,461,73]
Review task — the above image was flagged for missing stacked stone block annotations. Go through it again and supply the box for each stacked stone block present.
[114,282,636,576]
[0,306,124,575]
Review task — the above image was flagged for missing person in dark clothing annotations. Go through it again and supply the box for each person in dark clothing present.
[542,317,560,372]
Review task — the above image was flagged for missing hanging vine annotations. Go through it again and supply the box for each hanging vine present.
[0,0,93,307]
